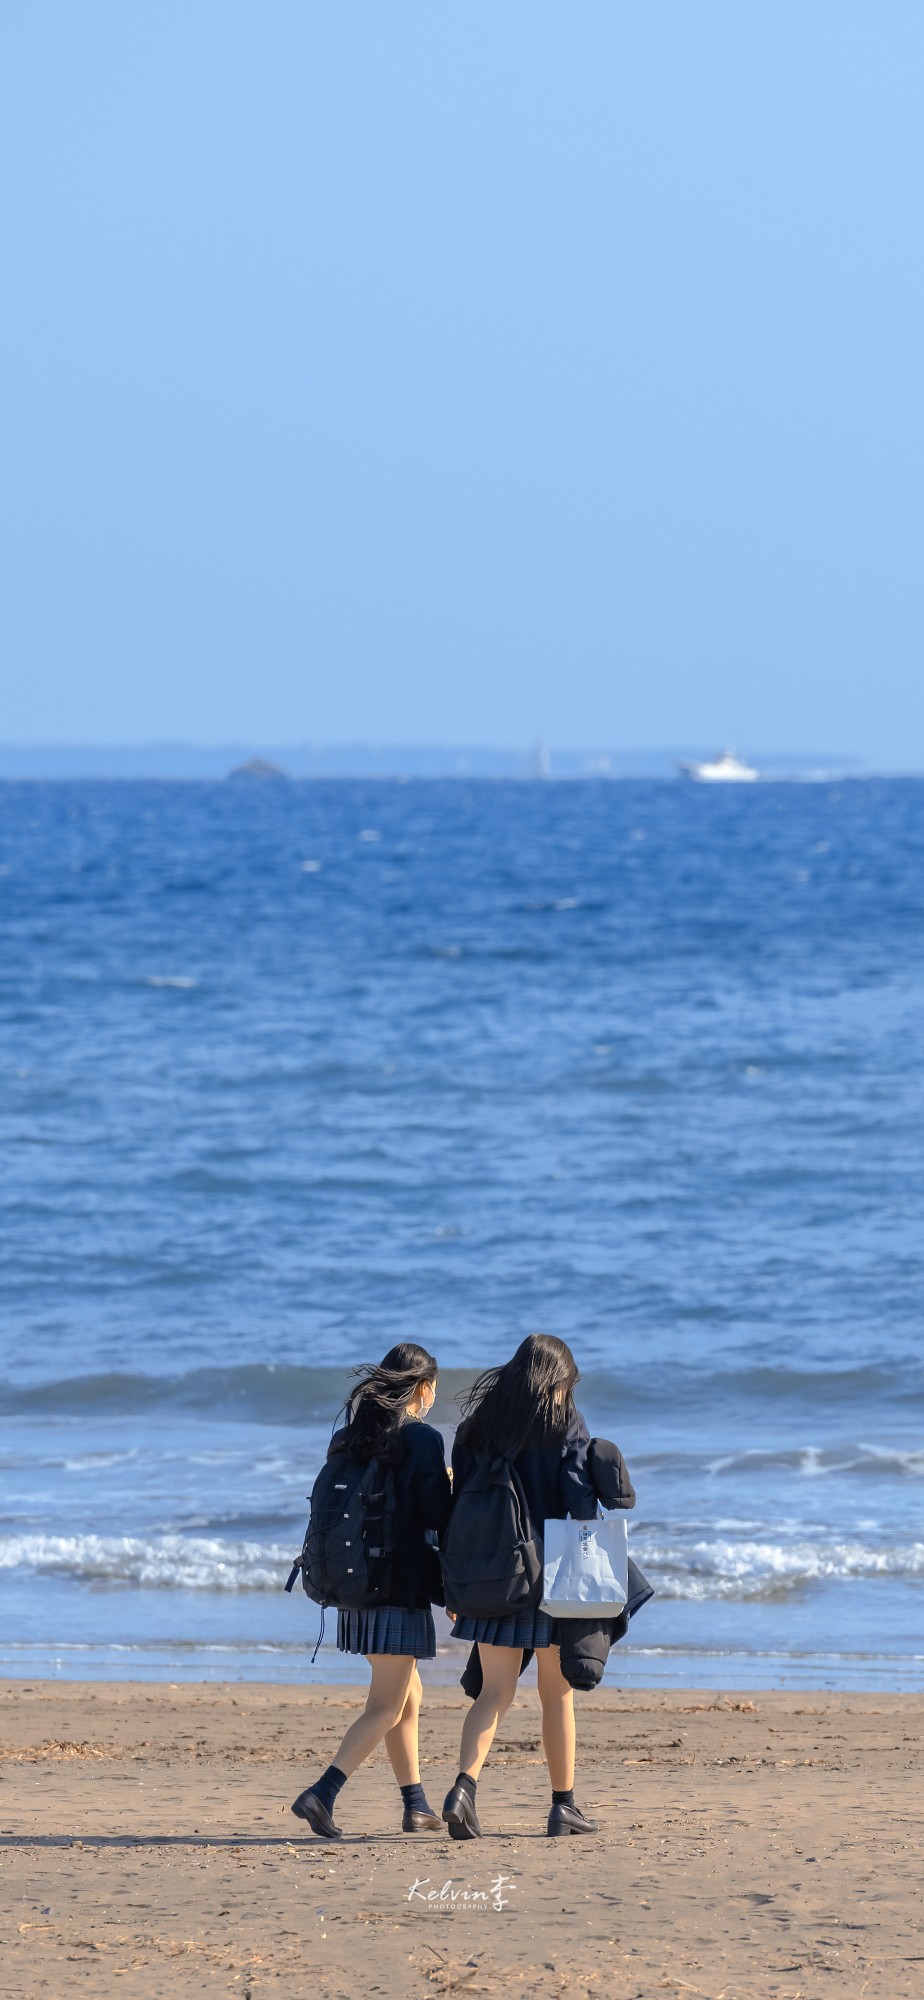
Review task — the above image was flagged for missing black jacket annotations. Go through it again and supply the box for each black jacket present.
[328,1419,452,1610]
[587,1436,636,1511]
[459,1434,654,1697]
[556,1555,655,1689]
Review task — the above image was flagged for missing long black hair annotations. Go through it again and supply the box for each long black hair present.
[455,1333,579,1458]
[331,1342,438,1465]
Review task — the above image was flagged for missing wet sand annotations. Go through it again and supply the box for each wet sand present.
[1,1679,922,1998]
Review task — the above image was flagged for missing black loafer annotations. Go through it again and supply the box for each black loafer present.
[291,1788,342,1839]
[402,1808,442,1832]
[441,1784,483,1840]
[547,1801,598,1837]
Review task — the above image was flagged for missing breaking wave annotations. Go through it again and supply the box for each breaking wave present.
[0,1532,292,1591]
[3,1528,923,1600]
[637,1535,924,1601]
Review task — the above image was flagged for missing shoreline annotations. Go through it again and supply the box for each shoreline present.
[4,1637,924,1694]
[2,1678,922,1997]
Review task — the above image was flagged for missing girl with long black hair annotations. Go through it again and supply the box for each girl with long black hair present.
[442,1333,599,1839]
[291,1342,451,1839]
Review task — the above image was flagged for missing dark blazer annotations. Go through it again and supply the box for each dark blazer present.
[450,1408,599,1530]
[328,1418,452,1610]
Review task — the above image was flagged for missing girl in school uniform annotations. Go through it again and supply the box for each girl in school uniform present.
[442,1333,599,1839]
[291,1342,451,1839]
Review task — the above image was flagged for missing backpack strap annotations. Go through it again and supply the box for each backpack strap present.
[504,1458,537,1543]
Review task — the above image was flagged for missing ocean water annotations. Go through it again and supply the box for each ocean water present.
[1,776,923,1690]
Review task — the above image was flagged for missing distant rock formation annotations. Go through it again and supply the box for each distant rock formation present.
[227,757,289,781]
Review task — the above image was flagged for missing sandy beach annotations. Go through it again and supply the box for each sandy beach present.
[1,1679,921,1999]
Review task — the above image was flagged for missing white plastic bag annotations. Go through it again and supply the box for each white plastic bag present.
[541,1514,628,1617]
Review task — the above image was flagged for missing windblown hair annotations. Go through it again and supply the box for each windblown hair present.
[455,1334,579,1459]
[331,1342,438,1465]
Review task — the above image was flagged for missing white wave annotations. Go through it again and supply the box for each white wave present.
[0,1532,291,1591]
[142,975,197,989]
[697,1442,924,1481]
[636,1535,924,1601]
[4,1526,924,1602]
[859,1443,924,1478]
[58,1451,141,1473]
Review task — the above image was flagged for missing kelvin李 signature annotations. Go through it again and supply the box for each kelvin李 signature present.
[407,1873,515,1913]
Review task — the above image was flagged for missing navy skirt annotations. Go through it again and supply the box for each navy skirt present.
[451,1607,559,1649]
[337,1605,437,1658]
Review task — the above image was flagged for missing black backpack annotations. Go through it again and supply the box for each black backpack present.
[285,1452,397,1611]
[440,1454,543,1619]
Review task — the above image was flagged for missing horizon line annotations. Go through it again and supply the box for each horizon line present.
[2,740,919,780]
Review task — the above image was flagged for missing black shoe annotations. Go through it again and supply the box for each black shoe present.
[441,1784,483,1840]
[547,1801,598,1837]
[291,1787,342,1839]
[402,1807,442,1832]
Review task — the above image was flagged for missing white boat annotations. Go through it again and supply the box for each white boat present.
[676,749,759,783]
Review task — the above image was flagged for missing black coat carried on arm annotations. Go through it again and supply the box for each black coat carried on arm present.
[555,1435,654,1690]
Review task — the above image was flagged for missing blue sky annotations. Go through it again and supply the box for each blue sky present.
[2,5,923,763]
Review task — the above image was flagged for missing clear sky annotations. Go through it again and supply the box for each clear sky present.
[2,5,923,763]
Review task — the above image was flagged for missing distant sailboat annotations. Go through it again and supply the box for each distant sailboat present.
[676,748,759,784]
[527,739,552,779]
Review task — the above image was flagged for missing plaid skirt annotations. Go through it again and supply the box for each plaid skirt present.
[450,1607,559,1649]
[337,1605,437,1658]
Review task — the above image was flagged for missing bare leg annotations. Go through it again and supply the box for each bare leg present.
[329,1655,416,1778]
[536,1644,575,1791]
[384,1665,423,1786]
[457,1645,522,1780]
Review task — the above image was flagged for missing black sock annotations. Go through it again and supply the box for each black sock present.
[400,1781,431,1815]
[455,1771,477,1801]
[552,1787,575,1808]
[310,1764,348,1815]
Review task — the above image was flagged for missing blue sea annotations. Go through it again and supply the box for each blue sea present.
[1,777,923,1690]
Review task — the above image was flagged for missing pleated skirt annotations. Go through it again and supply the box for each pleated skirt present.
[450,1606,559,1649]
[336,1604,437,1658]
